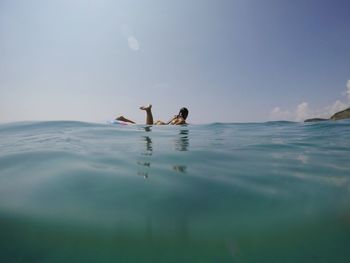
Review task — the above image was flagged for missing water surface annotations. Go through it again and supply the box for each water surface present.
[1,121,350,262]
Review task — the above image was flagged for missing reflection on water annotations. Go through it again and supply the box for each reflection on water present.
[138,128,153,178]
[137,127,152,178]
[175,128,189,151]
[173,165,187,173]
[137,135,152,178]
[137,161,150,167]
[141,135,153,156]
[173,128,189,173]
[137,127,189,177]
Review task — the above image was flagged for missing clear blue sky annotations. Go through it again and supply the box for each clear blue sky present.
[1,0,350,123]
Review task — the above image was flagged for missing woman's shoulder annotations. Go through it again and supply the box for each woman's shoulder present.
[171,117,186,125]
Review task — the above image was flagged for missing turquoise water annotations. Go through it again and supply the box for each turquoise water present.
[1,120,350,262]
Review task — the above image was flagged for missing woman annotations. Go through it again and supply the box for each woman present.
[116,104,189,125]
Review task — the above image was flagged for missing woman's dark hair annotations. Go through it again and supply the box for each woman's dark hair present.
[178,107,189,120]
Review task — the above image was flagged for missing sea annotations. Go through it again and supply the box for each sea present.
[0,120,350,262]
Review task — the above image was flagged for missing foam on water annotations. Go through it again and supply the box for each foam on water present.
[1,120,350,262]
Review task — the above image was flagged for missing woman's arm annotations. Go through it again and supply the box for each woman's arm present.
[170,117,186,125]
[166,115,178,124]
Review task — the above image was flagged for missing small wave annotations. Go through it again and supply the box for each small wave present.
[0,120,104,134]
[263,120,297,125]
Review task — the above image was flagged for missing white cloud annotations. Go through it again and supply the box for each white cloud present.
[270,80,350,122]
[127,36,139,51]
[270,103,313,122]
[295,102,312,122]
[270,100,348,122]
[121,24,140,51]
[324,100,347,117]
[270,107,292,120]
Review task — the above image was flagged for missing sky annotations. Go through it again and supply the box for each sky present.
[1,0,350,124]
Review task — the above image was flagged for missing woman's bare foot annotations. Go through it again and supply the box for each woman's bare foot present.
[140,104,154,125]
[116,116,135,124]
[140,104,152,111]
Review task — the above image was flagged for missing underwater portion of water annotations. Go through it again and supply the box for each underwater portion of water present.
[0,120,350,262]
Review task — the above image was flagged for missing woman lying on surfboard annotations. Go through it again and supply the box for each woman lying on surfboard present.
[116,105,189,125]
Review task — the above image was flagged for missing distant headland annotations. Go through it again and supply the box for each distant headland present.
[304,107,350,122]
